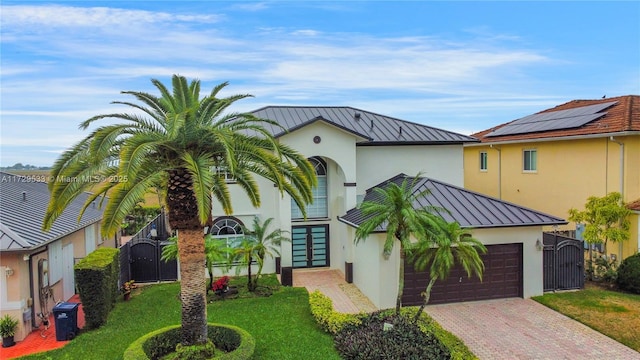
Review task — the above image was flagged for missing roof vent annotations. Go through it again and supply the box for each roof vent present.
[354,112,361,121]
[399,126,403,136]
[370,119,374,129]
[22,191,27,201]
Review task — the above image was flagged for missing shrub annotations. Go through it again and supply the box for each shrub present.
[74,247,119,329]
[617,253,640,294]
[334,310,450,360]
[308,290,361,334]
[123,323,255,360]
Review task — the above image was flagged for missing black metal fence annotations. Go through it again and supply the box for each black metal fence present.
[543,232,585,291]
[119,213,178,284]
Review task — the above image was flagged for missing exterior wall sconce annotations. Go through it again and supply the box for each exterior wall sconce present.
[5,267,14,276]
[535,239,543,251]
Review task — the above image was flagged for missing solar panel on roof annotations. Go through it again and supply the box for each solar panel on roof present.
[486,101,617,137]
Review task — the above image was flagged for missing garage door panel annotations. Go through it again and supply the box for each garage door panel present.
[403,243,523,305]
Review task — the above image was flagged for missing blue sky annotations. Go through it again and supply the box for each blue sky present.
[1,1,639,166]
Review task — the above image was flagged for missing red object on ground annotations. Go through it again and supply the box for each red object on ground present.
[0,295,85,359]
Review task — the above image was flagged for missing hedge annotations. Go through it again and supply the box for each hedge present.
[123,323,255,360]
[74,247,120,329]
[308,290,477,360]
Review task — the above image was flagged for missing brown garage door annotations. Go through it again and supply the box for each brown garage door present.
[403,243,523,305]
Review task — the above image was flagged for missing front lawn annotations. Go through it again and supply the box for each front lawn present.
[532,284,640,351]
[18,276,339,360]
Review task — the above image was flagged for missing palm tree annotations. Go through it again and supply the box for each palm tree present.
[354,175,443,314]
[236,217,289,291]
[42,75,316,346]
[408,219,486,320]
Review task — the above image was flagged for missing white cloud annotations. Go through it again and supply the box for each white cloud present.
[1,5,220,28]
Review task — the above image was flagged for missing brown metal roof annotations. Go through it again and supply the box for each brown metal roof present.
[339,174,566,230]
[249,106,479,145]
[472,95,640,143]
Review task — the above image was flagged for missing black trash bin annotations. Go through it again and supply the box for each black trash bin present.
[52,302,80,341]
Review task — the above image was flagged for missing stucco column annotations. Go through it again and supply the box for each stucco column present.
[278,192,293,267]
[343,182,358,263]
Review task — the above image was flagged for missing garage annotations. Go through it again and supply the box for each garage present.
[403,243,523,305]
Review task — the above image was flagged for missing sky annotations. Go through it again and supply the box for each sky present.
[1,1,639,167]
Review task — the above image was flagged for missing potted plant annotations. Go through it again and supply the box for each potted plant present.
[122,280,136,301]
[0,314,19,348]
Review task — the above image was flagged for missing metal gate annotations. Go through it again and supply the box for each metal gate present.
[543,232,584,291]
[128,238,178,283]
[118,213,177,284]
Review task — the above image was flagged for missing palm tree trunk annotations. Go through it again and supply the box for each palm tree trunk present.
[166,168,209,346]
[177,228,208,345]
[414,277,437,322]
[396,245,405,314]
[247,255,254,291]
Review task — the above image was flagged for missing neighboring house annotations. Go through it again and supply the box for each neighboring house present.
[210,106,565,309]
[0,172,113,341]
[339,174,566,308]
[464,95,640,261]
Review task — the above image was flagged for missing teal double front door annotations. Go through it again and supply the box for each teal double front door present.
[292,225,329,268]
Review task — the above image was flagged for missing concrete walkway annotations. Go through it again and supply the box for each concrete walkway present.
[425,298,640,360]
[292,268,377,313]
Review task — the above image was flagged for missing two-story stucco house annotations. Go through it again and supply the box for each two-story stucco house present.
[0,172,114,341]
[210,106,565,309]
[464,95,640,261]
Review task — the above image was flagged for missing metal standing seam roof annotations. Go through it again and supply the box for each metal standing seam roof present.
[338,174,567,230]
[248,106,479,144]
[0,172,104,251]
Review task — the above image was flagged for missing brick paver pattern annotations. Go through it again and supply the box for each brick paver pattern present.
[425,298,640,360]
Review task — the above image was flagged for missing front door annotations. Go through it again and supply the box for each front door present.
[292,225,329,268]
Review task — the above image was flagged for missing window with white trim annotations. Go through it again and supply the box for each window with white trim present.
[48,241,63,284]
[523,149,537,172]
[85,224,96,255]
[292,157,328,219]
[479,151,488,171]
[211,156,236,183]
[210,217,244,263]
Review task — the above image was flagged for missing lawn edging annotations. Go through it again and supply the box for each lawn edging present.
[308,290,477,360]
[123,323,255,360]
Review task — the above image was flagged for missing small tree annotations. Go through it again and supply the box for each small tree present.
[568,192,631,257]
[354,175,444,314]
[408,219,486,320]
[233,217,289,291]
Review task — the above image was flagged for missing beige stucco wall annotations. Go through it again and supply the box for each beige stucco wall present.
[464,134,640,260]
[353,226,544,310]
[0,221,102,342]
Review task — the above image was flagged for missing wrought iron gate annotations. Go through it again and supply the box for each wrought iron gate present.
[543,232,584,291]
[119,213,177,284]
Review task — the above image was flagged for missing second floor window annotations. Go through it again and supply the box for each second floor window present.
[523,149,537,172]
[480,151,488,171]
[292,157,328,220]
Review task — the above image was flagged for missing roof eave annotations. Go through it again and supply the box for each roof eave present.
[465,130,640,147]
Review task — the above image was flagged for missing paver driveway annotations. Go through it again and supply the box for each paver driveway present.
[425,298,640,360]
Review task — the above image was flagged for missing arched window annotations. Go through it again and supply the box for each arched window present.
[210,217,244,262]
[292,157,328,219]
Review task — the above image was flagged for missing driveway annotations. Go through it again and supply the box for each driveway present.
[425,298,640,360]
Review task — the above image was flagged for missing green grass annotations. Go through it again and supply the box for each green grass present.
[18,276,339,360]
[532,285,640,351]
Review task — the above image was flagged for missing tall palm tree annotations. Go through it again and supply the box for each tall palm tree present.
[408,219,486,320]
[354,175,443,314]
[237,217,289,291]
[42,75,316,346]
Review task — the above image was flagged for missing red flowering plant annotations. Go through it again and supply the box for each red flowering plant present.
[212,276,230,294]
